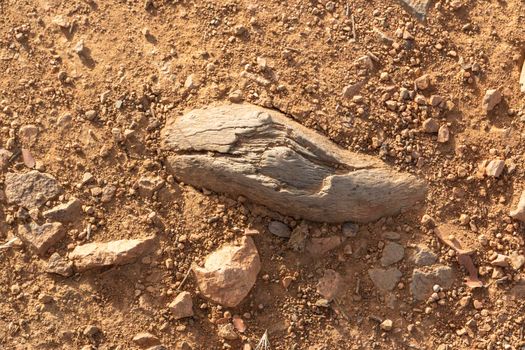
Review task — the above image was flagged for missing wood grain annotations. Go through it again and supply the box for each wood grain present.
[162,104,427,223]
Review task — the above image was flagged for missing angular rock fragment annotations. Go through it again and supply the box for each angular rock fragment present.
[368,268,402,291]
[193,236,260,307]
[133,332,160,348]
[398,0,432,20]
[410,265,454,301]
[510,190,525,222]
[437,125,450,143]
[412,245,437,266]
[485,159,505,178]
[482,89,502,112]
[414,74,430,90]
[162,104,426,223]
[422,118,439,133]
[137,176,164,198]
[18,222,65,256]
[70,237,155,271]
[43,198,82,223]
[5,171,61,208]
[380,242,405,266]
[47,252,74,277]
[169,291,194,320]
[316,269,342,301]
[342,81,365,99]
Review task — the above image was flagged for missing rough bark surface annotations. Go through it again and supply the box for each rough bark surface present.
[162,104,427,223]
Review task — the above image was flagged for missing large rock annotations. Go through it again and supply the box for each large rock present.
[43,198,82,223]
[18,222,65,256]
[410,265,454,301]
[5,171,61,208]
[510,190,525,222]
[193,236,260,307]
[70,237,155,271]
[161,104,426,223]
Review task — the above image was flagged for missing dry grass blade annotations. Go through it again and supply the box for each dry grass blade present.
[255,330,271,350]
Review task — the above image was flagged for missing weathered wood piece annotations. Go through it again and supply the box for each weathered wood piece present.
[161,104,427,223]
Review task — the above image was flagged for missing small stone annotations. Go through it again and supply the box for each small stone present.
[217,323,238,340]
[485,159,505,177]
[18,222,65,256]
[316,269,342,301]
[0,148,13,169]
[101,185,117,203]
[510,190,525,222]
[413,245,437,266]
[380,242,405,266]
[38,293,54,304]
[421,214,435,227]
[133,332,160,348]
[228,90,243,103]
[19,124,39,144]
[473,300,483,310]
[437,125,450,143]
[430,95,444,107]
[422,118,439,133]
[342,222,358,237]
[380,319,393,331]
[282,276,293,289]
[414,74,430,90]
[47,252,74,277]
[84,110,97,120]
[137,176,165,198]
[184,74,198,90]
[342,81,364,99]
[491,254,509,267]
[169,291,194,320]
[268,221,291,238]
[75,40,86,56]
[509,253,525,271]
[399,0,432,19]
[368,268,402,291]
[232,316,246,333]
[83,325,101,337]
[482,89,502,112]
